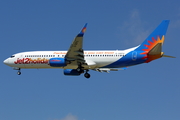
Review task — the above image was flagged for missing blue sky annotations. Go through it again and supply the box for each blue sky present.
[0,0,180,120]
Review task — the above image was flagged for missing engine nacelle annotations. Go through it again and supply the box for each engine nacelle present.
[49,58,66,67]
[64,69,81,76]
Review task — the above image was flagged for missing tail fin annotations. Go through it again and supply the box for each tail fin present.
[135,20,173,62]
[136,20,169,51]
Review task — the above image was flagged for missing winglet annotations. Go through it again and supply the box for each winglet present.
[77,23,88,37]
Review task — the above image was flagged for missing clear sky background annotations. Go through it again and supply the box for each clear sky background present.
[0,0,180,120]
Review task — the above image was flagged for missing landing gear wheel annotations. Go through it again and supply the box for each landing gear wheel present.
[84,73,90,78]
[77,67,84,73]
[17,71,21,75]
[77,68,81,72]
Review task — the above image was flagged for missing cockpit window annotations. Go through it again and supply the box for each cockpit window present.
[10,55,15,58]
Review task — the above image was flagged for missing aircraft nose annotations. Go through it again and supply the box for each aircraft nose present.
[3,59,9,65]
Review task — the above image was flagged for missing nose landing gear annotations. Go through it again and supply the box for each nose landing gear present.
[13,68,21,75]
[17,70,21,75]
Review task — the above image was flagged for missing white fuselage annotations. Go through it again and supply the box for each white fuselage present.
[4,47,137,70]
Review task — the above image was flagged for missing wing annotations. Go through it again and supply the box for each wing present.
[65,23,87,66]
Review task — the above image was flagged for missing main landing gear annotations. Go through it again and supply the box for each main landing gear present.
[77,67,91,79]
[84,72,90,78]
[81,69,90,79]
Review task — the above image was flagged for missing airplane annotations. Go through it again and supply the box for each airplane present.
[3,20,175,78]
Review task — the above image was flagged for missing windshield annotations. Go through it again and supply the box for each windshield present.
[10,55,15,58]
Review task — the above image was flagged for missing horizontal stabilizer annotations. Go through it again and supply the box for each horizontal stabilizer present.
[162,55,176,58]
[94,67,127,73]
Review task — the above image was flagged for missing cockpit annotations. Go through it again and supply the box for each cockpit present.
[10,55,15,58]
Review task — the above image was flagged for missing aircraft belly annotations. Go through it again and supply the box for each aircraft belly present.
[64,65,78,69]
[23,64,51,68]
[11,64,26,68]
[86,57,119,68]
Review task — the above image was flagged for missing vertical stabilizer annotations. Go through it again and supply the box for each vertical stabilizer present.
[135,20,170,62]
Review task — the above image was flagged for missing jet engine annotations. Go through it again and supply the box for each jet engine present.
[49,58,67,67]
[64,69,81,76]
